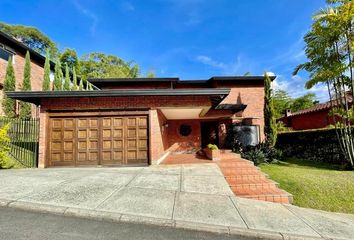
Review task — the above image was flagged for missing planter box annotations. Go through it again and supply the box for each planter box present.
[203,148,221,161]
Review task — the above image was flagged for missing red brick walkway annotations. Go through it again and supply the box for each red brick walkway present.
[162,151,293,204]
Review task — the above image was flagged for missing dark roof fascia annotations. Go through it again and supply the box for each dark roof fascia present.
[88,78,179,84]
[214,104,247,113]
[6,89,231,105]
[88,76,276,87]
[210,76,276,82]
[0,30,55,69]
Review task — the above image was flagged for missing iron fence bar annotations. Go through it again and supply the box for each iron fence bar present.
[0,117,39,168]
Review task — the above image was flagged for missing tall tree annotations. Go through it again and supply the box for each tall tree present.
[272,90,293,118]
[0,22,58,57]
[264,72,277,146]
[60,48,79,72]
[294,0,354,167]
[79,52,140,79]
[42,50,51,91]
[72,68,78,90]
[53,59,63,90]
[291,93,316,112]
[63,64,71,90]
[78,78,84,91]
[2,56,16,117]
[19,51,32,118]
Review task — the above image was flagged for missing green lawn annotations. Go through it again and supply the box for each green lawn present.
[260,158,354,214]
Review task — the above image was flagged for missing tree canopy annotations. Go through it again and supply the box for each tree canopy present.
[272,90,317,118]
[0,22,58,57]
[60,48,79,72]
[294,0,354,167]
[79,52,140,80]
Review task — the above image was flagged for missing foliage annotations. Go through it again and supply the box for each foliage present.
[78,78,84,90]
[242,142,282,165]
[79,52,140,79]
[2,56,16,118]
[60,48,79,72]
[53,59,63,90]
[293,0,354,167]
[272,90,293,118]
[207,144,218,150]
[276,128,351,166]
[0,123,12,169]
[224,126,243,153]
[225,124,282,165]
[273,90,317,118]
[260,158,354,214]
[276,121,289,132]
[291,93,316,112]
[72,68,78,90]
[0,22,58,57]
[42,50,51,91]
[63,64,71,90]
[20,51,32,119]
[264,72,277,146]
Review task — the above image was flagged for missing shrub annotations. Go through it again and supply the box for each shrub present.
[242,148,266,165]
[207,144,218,150]
[0,123,12,169]
[241,142,282,165]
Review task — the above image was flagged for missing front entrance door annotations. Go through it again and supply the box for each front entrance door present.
[201,121,219,148]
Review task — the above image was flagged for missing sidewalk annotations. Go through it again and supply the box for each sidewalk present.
[0,165,353,240]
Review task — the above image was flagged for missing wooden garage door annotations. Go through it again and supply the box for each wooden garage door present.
[48,115,148,167]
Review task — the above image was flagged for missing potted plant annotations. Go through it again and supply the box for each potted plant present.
[204,144,221,161]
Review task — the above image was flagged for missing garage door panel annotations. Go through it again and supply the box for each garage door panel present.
[49,115,148,167]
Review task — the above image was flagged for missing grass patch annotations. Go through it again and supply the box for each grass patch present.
[260,158,354,214]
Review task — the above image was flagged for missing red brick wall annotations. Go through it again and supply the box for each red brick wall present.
[0,50,44,116]
[149,109,169,163]
[286,110,332,130]
[41,96,211,110]
[166,119,201,152]
[215,82,265,141]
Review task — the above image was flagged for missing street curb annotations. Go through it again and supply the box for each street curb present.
[0,199,341,240]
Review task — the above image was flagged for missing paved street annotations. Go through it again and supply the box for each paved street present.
[1,165,354,239]
[0,207,248,240]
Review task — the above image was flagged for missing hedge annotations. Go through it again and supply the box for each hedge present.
[276,128,347,164]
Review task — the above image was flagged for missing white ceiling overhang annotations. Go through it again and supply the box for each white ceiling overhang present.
[159,107,210,120]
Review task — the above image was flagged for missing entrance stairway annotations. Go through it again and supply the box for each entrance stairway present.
[217,150,293,204]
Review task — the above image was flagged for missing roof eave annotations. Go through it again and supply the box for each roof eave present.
[6,89,231,106]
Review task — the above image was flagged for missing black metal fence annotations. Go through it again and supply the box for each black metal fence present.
[0,117,39,167]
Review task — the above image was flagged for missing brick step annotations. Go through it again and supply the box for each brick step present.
[229,182,278,191]
[217,161,254,168]
[226,177,278,186]
[236,190,293,204]
[221,168,261,175]
[219,149,234,154]
[224,174,268,181]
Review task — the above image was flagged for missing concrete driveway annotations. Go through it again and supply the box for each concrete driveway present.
[1,164,354,240]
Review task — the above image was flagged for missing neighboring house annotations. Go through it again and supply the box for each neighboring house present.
[7,75,274,168]
[0,30,54,116]
[278,94,353,130]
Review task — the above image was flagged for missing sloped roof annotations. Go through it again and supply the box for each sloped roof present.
[279,94,353,119]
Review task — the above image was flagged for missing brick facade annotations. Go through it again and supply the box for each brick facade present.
[0,48,44,116]
[34,78,266,168]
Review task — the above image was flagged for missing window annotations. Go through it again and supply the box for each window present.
[179,124,192,137]
[0,44,15,62]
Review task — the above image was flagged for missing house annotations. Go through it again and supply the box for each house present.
[0,30,54,116]
[6,75,274,168]
[278,94,353,130]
